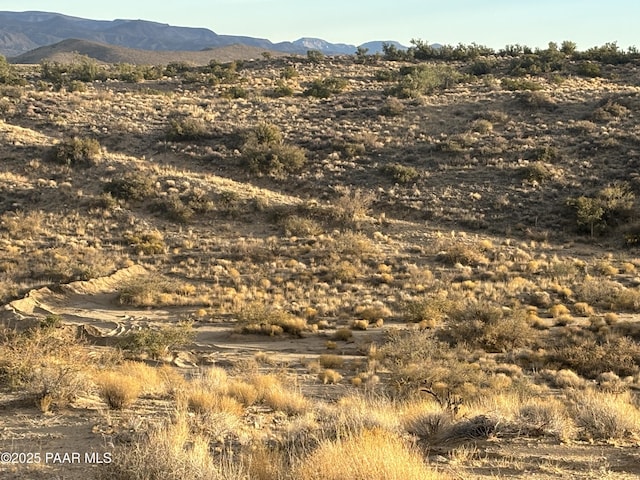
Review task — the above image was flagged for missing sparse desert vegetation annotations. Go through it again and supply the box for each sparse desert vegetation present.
[2,42,640,479]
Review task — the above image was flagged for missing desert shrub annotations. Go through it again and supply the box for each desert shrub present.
[318,369,343,384]
[325,259,360,282]
[470,118,493,134]
[391,63,461,98]
[268,80,294,97]
[241,123,306,175]
[592,99,630,121]
[380,329,485,398]
[521,161,556,183]
[96,371,142,409]
[249,122,283,145]
[237,303,309,337]
[382,163,419,183]
[570,391,640,440]
[401,294,452,327]
[576,61,602,77]
[182,189,214,214]
[48,137,101,167]
[438,243,489,267]
[375,69,400,82]
[611,287,640,312]
[552,334,640,378]
[152,195,193,223]
[332,328,353,341]
[117,322,195,359]
[117,275,195,307]
[124,230,166,255]
[567,182,635,236]
[227,380,259,406]
[0,55,23,85]
[166,117,209,141]
[294,428,443,480]
[105,173,157,201]
[330,186,375,225]
[96,415,228,480]
[469,58,496,75]
[518,90,556,110]
[282,215,324,236]
[281,66,299,79]
[307,49,325,63]
[0,324,89,408]
[379,97,405,116]
[529,145,559,162]
[382,42,412,61]
[445,303,534,352]
[303,77,348,98]
[517,398,576,441]
[501,77,543,91]
[318,354,344,369]
[204,60,239,84]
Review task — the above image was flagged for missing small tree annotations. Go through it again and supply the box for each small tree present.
[570,196,605,237]
[307,49,324,63]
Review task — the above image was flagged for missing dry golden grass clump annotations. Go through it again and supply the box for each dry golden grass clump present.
[96,370,143,409]
[294,428,447,480]
[249,373,310,415]
[318,369,342,384]
[237,303,310,336]
[117,274,199,307]
[97,414,228,480]
[318,354,344,369]
[184,388,244,416]
[570,390,640,440]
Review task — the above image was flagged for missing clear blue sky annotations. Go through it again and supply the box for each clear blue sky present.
[3,0,637,49]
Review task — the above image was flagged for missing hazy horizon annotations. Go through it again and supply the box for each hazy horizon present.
[2,1,637,50]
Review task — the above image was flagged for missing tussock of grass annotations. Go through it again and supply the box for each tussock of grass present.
[570,390,640,440]
[97,414,233,480]
[294,428,447,480]
[96,371,142,409]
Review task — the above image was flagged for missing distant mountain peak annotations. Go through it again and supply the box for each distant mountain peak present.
[0,10,405,59]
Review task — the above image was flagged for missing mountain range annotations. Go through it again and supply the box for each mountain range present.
[0,11,407,61]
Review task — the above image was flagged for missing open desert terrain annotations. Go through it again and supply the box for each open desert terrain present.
[1,44,640,479]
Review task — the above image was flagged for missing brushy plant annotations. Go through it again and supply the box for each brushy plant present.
[401,294,452,328]
[567,182,635,237]
[382,163,419,183]
[117,322,195,360]
[445,302,534,352]
[117,275,196,307]
[237,303,309,337]
[570,391,640,440]
[306,49,325,63]
[151,195,194,223]
[303,77,348,98]
[379,97,406,116]
[330,186,375,226]
[124,230,166,255]
[551,333,640,378]
[294,428,444,480]
[104,173,157,201]
[241,123,306,176]
[0,323,90,409]
[49,137,101,167]
[501,78,544,91]
[166,117,209,141]
[96,371,143,409]
[391,63,461,98]
[96,414,231,480]
[0,55,23,85]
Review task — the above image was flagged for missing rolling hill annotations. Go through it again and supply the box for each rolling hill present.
[10,38,285,65]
